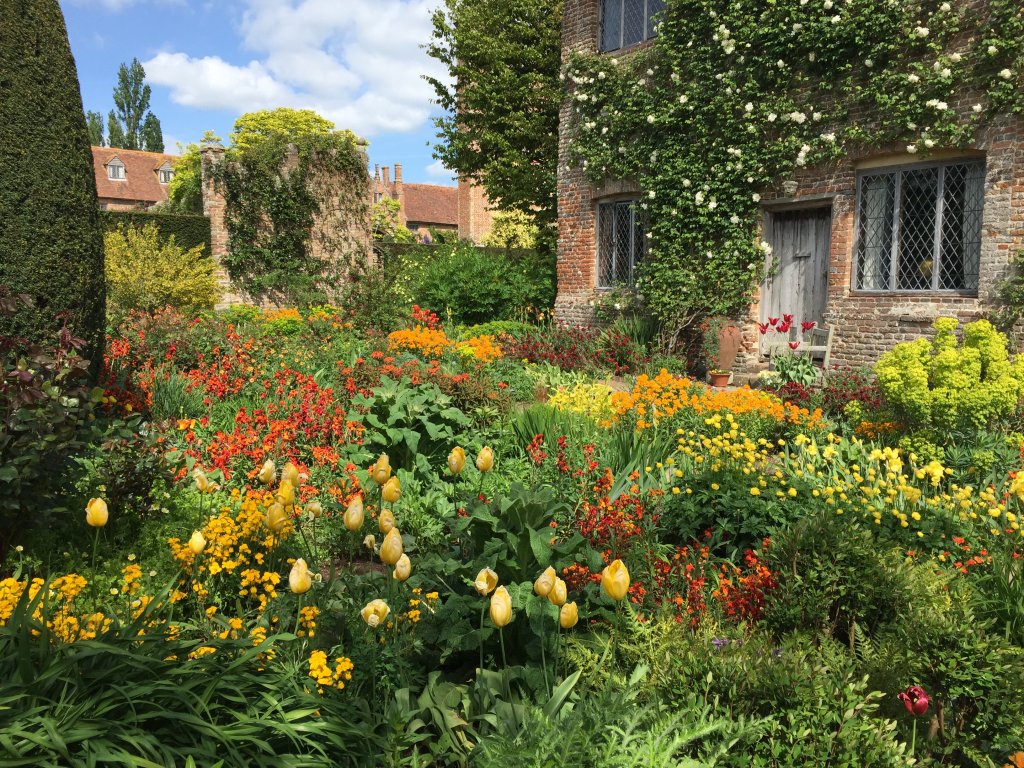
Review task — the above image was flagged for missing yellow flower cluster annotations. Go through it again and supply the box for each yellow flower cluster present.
[307,650,354,693]
[262,307,304,324]
[456,334,503,363]
[547,381,616,425]
[0,574,111,643]
[298,605,319,638]
[387,326,450,358]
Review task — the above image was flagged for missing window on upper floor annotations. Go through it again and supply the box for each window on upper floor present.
[597,199,646,288]
[600,0,665,52]
[107,159,125,181]
[158,163,174,184]
[854,159,985,293]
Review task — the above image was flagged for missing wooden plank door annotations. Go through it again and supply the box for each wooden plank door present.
[761,207,831,326]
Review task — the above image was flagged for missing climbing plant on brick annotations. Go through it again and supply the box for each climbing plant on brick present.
[566,0,1024,344]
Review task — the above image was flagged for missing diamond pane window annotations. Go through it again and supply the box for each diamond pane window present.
[599,0,664,52]
[597,200,645,288]
[855,160,984,293]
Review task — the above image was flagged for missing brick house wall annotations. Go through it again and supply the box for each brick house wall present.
[555,0,1024,373]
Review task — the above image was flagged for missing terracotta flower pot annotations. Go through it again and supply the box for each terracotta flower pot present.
[709,371,731,388]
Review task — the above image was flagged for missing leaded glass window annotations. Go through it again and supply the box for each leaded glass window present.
[597,200,645,288]
[600,0,664,52]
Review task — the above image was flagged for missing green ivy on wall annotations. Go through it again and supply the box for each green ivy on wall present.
[566,0,1024,343]
[212,131,368,306]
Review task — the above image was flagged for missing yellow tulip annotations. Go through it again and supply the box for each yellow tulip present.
[559,601,579,629]
[475,446,495,473]
[393,553,412,581]
[474,567,498,596]
[380,528,403,565]
[305,500,323,519]
[548,577,567,607]
[257,459,276,485]
[360,598,390,628]
[382,476,401,504]
[193,468,217,494]
[489,585,512,627]
[85,497,108,528]
[363,534,376,551]
[378,509,395,534]
[289,558,312,594]
[281,462,300,488]
[371,454,392,486]
[601,559,630,601]
[344,496,365,531]
[277,480,295,508]
[533,566,556,597]
[266,502,289,534]
[448,446,466,475]
[187,530,207,555]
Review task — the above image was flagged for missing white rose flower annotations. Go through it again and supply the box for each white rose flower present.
[813,112,822,121]
[972,104,983,113]
[730,214,740,224]
[908,74,920,83]
[941,68,951,78]
[647,114,656,124]
[999,68,1013,79]
[648,190,656,199]
[915,26,929,37]
[864,58,874,67]
[950,53,962,62]
[708,199,718,210]
[598,71,606,79]
[924,139,935,148]
[940,1,951,10]
[907,144,918,154]
[679,94,689,104]
[824,0,833,7]
[767,112,777,122]
[646,68,654,76]
[831,15,841,23]
[682,178,692,187]
[987,45,998,56]
[752,193,761,202]
[745,102,754,112]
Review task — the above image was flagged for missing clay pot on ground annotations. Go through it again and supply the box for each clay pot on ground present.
[709,371,731,388]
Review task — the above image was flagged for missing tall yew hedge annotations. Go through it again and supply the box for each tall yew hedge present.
[0,0,105,365]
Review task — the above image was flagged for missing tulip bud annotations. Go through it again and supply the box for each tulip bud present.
[378,509,395,534]
[601,559,630,601]
[363,534,376,551]
[474,567,498,596]
[276,480,295,508]
[393,553,412,581]
[257,459,276,485]
[360,598,390,628]
[305,500,322,519]
[380,527,403,565]
[559,601,579,629]
[193,468,214,494]
[382,476,401,504]
[371,454,392,486]
[447,446,466,475]
[265,502,289,534]
[489,585,512,627]
[187,530,207,555]
[281,462,300,488]
[344,496,365,531]
[475,446,495,473]
[548,577,567,607]
[533,566,556,598]
[85,497,108,528]
[898,685,930,716]
[289,558,312,594]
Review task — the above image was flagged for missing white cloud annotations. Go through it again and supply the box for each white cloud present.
[425,159,454,181]
[143,0,450,138]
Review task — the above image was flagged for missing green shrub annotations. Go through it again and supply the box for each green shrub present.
[0,0,105,366]
[105,223,221,318]
[460,320,536,341]
[100,210,212,254]
[875,318,1024,433]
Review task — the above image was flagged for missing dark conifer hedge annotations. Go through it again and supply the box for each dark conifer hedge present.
[0,0,105,367]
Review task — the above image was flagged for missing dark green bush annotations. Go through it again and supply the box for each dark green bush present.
[100,211,212,254]
[0,0,105,366]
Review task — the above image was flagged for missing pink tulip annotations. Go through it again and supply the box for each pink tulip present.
[898,685,930,716]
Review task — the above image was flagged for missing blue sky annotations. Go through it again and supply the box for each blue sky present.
[60,0,456,185]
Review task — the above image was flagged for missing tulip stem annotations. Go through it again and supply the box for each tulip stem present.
[910,719,916,757]
[89,528,101,609]
[540,614,550,698]
[294,593,303,637]
[478,603,486,673]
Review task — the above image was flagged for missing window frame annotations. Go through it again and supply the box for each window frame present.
[158,164,174,184]
[596,198,645,289]
[107,159,125,181]
[852,157,985,296]
[599,0,664,53]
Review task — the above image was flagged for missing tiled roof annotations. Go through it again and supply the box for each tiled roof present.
[92,146,179,206]
[404,183,458,226]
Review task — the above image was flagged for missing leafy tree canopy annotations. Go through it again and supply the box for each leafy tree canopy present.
[426,0,561,229]
[229,108,353,154]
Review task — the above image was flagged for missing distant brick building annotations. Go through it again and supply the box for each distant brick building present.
[556,0,1024,372]
[373,163,495,243]
[92,146,178,210]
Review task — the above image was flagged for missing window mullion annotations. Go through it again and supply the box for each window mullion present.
[619,0,625,50]
[932,165,945,291]
[889,170,902,291]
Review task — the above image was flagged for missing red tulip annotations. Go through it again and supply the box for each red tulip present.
[758,323,769,335]
[768,317,779,326]
[782,313,794,324]
[801,321,816,332]
[898,685,930,716]
[777,320,792,333]
[788,341,800,350]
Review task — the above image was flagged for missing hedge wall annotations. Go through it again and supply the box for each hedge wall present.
[101,211,212,254]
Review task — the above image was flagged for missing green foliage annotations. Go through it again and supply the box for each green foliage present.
[85,110,103,146]
[104,223,220,318]
[566,0,1024,339]
[426,0,561,227]
[770,351,818,386]
[459,320,536,341]
[108,57,158,151]
[875,318,1024,432]
[405,242,555,325]
[0,0,105,366]
[165,132,221,215]
[372,197,417,243]
[100,210,212,258]
[141,112,164,153]
[481,210,539,250]
[214,110,369,306]
[336,266,411,333]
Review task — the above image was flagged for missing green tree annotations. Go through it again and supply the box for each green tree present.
[372,197,416,243]
[107,109,126,149]
[0,0,105,365]
[109,57,155,150]
[166,131,221,214]
[86,110,104,146]
[229,108,343,153]
[141,112,164,153]
[104,223,220,317]
[426,0,561,229]
[482,209,538,249]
